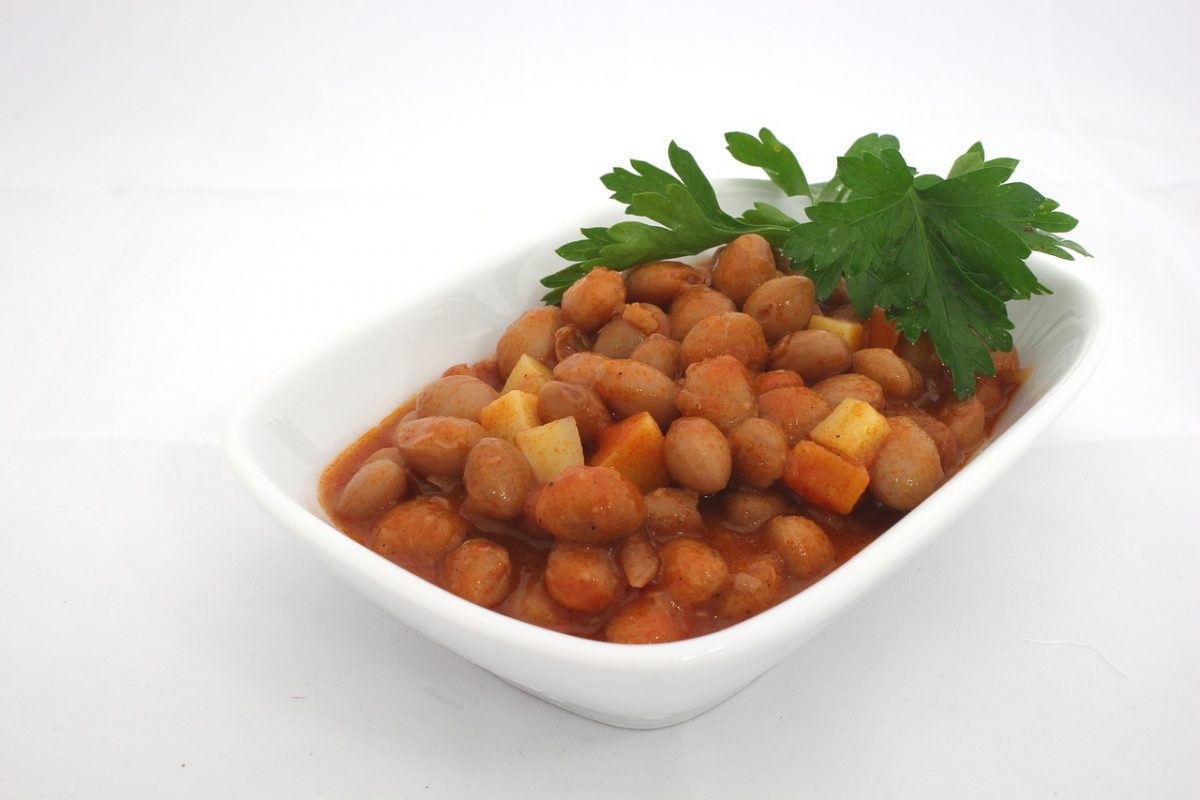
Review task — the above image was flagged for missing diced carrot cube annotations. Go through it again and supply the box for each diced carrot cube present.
[865,307,900,350]
[588,411,670,493]
[782,440,870,514]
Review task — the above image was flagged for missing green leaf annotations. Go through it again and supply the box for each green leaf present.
[725,128,812,199]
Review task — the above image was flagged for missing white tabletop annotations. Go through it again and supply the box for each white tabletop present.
[2,2,1197,797]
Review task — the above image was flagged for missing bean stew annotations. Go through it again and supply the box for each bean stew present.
[319,234,1024,644]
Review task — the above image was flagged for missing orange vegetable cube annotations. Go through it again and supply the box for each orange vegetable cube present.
[781,440,870,514]
[865,307,901,350]
[588,411,671,493]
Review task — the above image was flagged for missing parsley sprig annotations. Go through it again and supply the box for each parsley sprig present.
[542,130,1088,397]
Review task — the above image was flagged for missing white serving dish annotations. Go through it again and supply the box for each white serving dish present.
[224,179,1107,729]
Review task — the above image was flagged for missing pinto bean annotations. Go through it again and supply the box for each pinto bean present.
[592,317,646,359]
[719,488,791,532]
[890,407,961,470]
[712,233,776,306]
[679,312,769,371]
[728,418,788,490]
[941,395,986,451]
[372,496,470,564]
[552,351,608,387]
[364,446,404,466]
[335,458,408,519]
[756,387,832,446]
[534,465,645,543]
[869,417,944,511]
[444,538,514,607]
[496,307,562,378]
[394,416,486,480]
[717,554,784,619]
[664,417,732,495]
[416,375,500,422]
[536,380,611,449]
[619,533,660,589]
[991,346,1021,380]
[544,544,625,613]
[765,516,834,579]
[974,376,1005,414]
[676,355,757,432]
[463,437,533,520]
[668,286,736,341]
[630,334,682,379]
[503,575,572,631]
[753,369,805,395]
[605,591,689,644]
[625,261,708,307]
[561,267,626,334]
[742,275,816,341]
[813,373,886,411]
[553,324,592,362]
[895,333,942,375]
[852,348,922,400]
[592,359,680,428]
[769,329,852,382]
[660,537,730,605]
[643,487,704,537]
[622,302,670,337]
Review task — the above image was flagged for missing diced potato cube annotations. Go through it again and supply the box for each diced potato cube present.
[781,440,870,514]
[516,417,584,483]
[808,315,865,351]
[809,398,891,466]
[502,353,554,395]
[588,411,670,493]
[479,390,540,442]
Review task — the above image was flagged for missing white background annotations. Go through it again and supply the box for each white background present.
[2,1,1198,797]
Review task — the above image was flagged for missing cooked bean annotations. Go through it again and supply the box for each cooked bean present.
[625,261,708,307]
[463,437,533,520]
[827,303,862,322]
[444,538,514,607]
[660,537,730,606]
[619,533,660,589]
[536,380,612,448]
[394,416,486,480]
[643,487,703,537]
[496,307,562,378]
[622,302,671,337]
[769,329,853,382]
[895,333,942,375]
[592,317,646,359]
[336,458,408,519]
[664,417,732,494]
[717,554,784,619]
[676,355,757,432]
[765,516,834,578]
[364,446,404,466]
[544,544,625,613]
[813,373,886,411]
[719,488,791,532]
[941,396,986,451]
[679,312,769,371]
[504,576,572,631]
[852,348,922,400]
[534,465,645,543]
[869,417,944,511]
[742,275,816,341]
[553,324,593,362]
[728,418,788,490]
[372,496,469,564]
[991,346,1021,379]
[416,375,499,422]
[891,407,961,470]
[753,369,805,395]
[712,233,776,306]
[756,387,832,446]
[552,351,608,387]
[974,376,1005,414]
[605,591,689,644]
[668,286,736,340]
[630,334,682,379]
[592,359,680,428]
[561,267,626,334]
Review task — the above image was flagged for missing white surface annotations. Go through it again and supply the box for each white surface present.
[1,0,1196,796]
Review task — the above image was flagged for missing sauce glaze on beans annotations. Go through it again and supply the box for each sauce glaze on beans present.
[319,237,1021,644]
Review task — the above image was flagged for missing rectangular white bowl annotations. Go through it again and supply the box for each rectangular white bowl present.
[225,179,1107,729]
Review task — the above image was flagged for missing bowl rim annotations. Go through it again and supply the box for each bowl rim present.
[224,179,1109,671]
